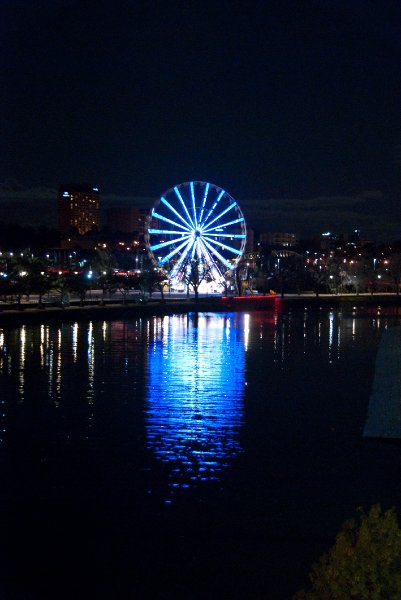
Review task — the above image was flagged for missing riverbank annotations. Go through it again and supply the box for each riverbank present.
[0,293,401,326]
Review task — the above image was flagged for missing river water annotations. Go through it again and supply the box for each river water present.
[1,305,401,599]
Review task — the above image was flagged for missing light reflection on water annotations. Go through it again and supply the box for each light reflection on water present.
[4,304,401,600]
[0,305,400,501]
[145,313,245,497]
[18,326,26,400]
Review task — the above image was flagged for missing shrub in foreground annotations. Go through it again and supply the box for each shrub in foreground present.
[294,504,401,599]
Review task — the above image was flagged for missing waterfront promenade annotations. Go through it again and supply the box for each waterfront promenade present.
[0,292,400,326]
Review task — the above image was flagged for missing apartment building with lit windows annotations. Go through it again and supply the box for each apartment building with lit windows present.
[58,184,100,236]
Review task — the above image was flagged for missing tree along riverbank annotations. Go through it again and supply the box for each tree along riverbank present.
[0,293,400,326]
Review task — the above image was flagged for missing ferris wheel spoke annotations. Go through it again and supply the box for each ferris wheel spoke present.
[202,215,244,234]
[202,236,243,256]
[159,237,194,265]
[161,196,193,230]
[202,201,237,231]
[190,237,198,260]
[195,239,203,260]
[200,189,225,228]
[190,182,198,227]
[198,182,210,224]
[150,234,191,252]
[148,228,191,236]
[174,186,195,229]
[201,237,234,270]
[170,238,196,276]
[206,232,246,239]
[198,239,221,273]
[198,239,225,278]
[151,210,190,231]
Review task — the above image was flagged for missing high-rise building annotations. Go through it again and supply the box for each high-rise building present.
[259,232,298,247]
[58,184,100,236]
[106,206,149,241]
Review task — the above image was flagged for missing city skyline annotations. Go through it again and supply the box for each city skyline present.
[1,1,401,240]
[0,181,398,242]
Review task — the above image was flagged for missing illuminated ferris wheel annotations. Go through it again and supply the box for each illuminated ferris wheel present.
[146,181,247,286]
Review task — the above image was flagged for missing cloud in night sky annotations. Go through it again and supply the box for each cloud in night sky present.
[0,181,399,242]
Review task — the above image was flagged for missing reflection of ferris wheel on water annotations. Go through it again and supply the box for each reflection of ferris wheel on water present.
[146,181,247,287]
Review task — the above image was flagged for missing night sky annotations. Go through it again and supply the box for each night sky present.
[1,0,401,239]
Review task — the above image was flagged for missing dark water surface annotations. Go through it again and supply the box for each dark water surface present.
[1,306,401,599]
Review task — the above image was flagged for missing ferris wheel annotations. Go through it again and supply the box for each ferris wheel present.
[146,181,247,286]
